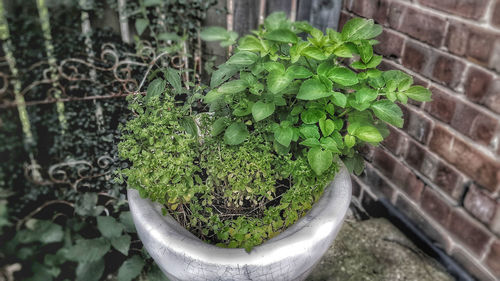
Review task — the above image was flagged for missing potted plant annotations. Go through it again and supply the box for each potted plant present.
[119,12,431,281]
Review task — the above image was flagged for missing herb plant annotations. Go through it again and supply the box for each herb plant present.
[120,13,431,251]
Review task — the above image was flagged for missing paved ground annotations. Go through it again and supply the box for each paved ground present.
[306,213,454,281]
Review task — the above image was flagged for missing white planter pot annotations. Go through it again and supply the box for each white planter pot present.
[128,166,352,281]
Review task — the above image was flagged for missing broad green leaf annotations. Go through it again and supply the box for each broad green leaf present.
[404,86,432,102]
[119,212,135,233]
[224,122,249,145]
[343,153,365,175]
[357,40,373,64]
[97,216,124,238]
[66,238,110,262]
[300,125,320,139]
[204,90,224,104]
[319,118,335,136]
[301,46,327,60]
[291,105,304,116]
[300,138,321,147]
[333,44,353,58]
[366,55,382,68]
[328,67,358,86]
[267,70,292,93]
[341,18,382,41]
[332,92,347,108]
[227,51,258,66]
[157,32,180,41]
[146,79,166,101]
[218,80,248,93]
[290,41,309,63]
[371,100,404,128]
[263,29,298,43]
[308,147,333,175]
[252,101,275,121]
[320,137,340,153]
[301,108,326,124]
[355,87,378,104]
[294,21,314,32]
[274,139,291,154]
[117,255,145,281]
[274,126,294,147]
[210,64,239,88]
[164,67,182,94]
[135,18,149,36]
[264,12,289,31]
[180,116,198,136]
[233,100,254,116]
[354,126,383,143]
[344,134,356,148]
[76,260,105,281]
[111,234,131,256]
[238,35,263,52]
[286,65,313,79]
[397,92,409,104]
[18,220,64,244]
[200,26,230,41]
[75,192,104,217]
[317,61,335,77]
[146,265,169,281]
[297,78,332,100]
[351,61,367,70]
[212,117,229,136]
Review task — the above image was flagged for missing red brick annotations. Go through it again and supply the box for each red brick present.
[450,101,499,146]
[373,147,397,177]
[404,139,427,171]
[493,0,500,28]
[392,162,425,201]
[451,247,498,281]
[448,209,492,256]
[350,0,390,25]
[351,176,362,198]
[401,105,433,144]
[420,187,452,226]
[424,87,457,123]
[467,28,497,65]
[397,7,447,47]
[492,205,500,235]
[360,164,395,199]
[387,1,407,30]
[374,29,405,58]
[446,20,469,56]
[382,126,406,156]
[402,41,429,73]
[434,161,466,200]
[484,78,500,114]
[429,125,500,193]
[338,11,352,31]
[464,66,494,102]
[418,0,490,20]
[464,184,497,225]
[431,54,466,88]
[486,240,500,279]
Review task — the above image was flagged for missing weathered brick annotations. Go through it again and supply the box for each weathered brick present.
[350,0,390,25]
[484,78,500,114]
[434,161,466,200]
[382,126,406,156]
[430,125,500,193]
[493,0,500,28]
[387,1,406,30]
[397,6,447,47]
[464,184,497,225]
[464,66,494,103]
[451,247,498,281]
[448,209,492,256]
[401,105,433,144]
[358,144,374,162]
[404,139,427,171]
[489,40,500,73]
[445,20,468,56]
[486,240,500,279]
[450,101,499,146]
[467,28,497,66]
[424,87,457,123]
[491,203,500,235]
[338,11,352,30]
[392,162,425,201]
[360,164,395,199]
[402,41,429,73]
[351,176,362,198]
[431,54,466,88]
[374,29,405,58]
[395,194,452,252]
[420,187,452,226]
[418,0,490,20]
[373,147,397,177]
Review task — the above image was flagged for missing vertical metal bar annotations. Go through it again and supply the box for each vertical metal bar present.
[0,0,41,181]
[36,0,67,133]
[226,0,233,55]
[258,0,266,25]
[290,0,297,22]
[118,0,131,44]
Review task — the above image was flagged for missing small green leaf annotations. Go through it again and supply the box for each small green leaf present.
[164,67,182,94]
[341,18,382,41]
[224,122,249,145]
[345,134,356,148]
[274,126,294,147]
[319,118,335,136]
[111,235,131,256]
[252,101,275,121]
[212,117,229,136]
[66,238,110,262]
[263,29,298,43]
[291,105,304,116]
[135,18,149,36]
[332,92,347,108]
[366,55,382,68]
[404,86,432,102]
[328,67,358,86]
[286,65,313,79]
[218,80,248,93]
[357,40,373,64]
[354,126,383,143]
[307,147,333,175]
[300,125,320,139]
[301,46,327,60]
[117,255,145,281]
[97,216,124,238]
[343,153,365,175]
[355,87,378,104]
[227,51,258,66]
[333,44,353,58]
[200,26,230,41]
[144,0,163,6]
[301,108,326,124]
[210,64,239,88]
[297,78,332,100]
[300,138,321,147]
[267,70,292,94]
[371,100,404,128]
[320,137,340,153]
[76,260,105,281]
[157,32,180,41]
[146,79,166,101]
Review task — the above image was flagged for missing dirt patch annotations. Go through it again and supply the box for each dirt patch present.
[307,217,454,281]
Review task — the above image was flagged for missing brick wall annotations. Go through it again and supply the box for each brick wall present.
[341,0,500,280]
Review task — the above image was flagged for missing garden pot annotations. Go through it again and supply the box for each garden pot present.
[127,165,352,281]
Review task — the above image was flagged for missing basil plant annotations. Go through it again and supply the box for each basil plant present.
[201,12,431,176]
